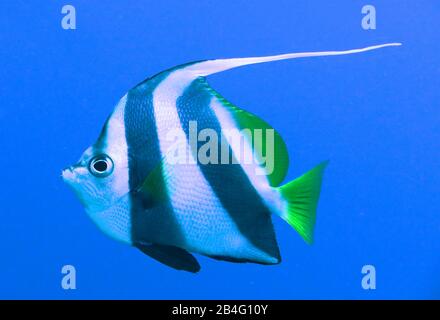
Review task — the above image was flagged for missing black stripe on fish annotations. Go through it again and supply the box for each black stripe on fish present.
[176,78,281,260]
[124,72,186,248]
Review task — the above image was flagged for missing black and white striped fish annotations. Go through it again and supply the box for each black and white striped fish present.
[62,43,401,272]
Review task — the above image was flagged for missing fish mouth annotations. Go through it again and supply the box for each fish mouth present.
[61,166,77,184]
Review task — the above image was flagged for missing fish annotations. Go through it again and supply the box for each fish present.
[62,43,401,272]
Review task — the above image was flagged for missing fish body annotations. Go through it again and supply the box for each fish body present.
[63,43,401,272]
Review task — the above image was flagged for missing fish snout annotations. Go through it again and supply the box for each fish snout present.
[62,166,77,183]
[62,163,89,183]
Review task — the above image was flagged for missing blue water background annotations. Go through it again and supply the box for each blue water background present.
[1,1,439,299]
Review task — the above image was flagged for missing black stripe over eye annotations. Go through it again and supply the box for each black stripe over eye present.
[89,155,114,177]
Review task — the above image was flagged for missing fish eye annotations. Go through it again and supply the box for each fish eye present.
[89,155,114,178]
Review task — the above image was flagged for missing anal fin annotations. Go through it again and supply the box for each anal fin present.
[207,255,280,265]
[137,243,201,273]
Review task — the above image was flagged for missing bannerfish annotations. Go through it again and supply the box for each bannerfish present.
[62,43,401,272]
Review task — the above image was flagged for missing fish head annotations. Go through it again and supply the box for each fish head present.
[62,146,122,212]
[62,106,130,212]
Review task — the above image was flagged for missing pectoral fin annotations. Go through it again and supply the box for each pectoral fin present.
[135,156,169,204]
[137,243,201,273]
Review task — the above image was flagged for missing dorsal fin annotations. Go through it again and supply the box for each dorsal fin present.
[176,43,401,78]
[136,43,401,188]
[197,78,289,187]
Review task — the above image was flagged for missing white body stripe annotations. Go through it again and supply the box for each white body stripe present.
[103,94,130,199]
[210,97,284,215]
[89,94,132,244]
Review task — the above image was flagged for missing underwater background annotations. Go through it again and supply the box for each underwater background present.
[1,0,439,299]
